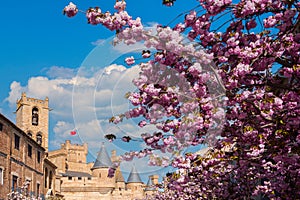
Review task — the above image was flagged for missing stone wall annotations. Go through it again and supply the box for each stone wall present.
[48,140,90,174]
[0,113,45,199]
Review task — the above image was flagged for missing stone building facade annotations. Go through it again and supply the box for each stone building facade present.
[43,158,59,198]
[0,113,46,199]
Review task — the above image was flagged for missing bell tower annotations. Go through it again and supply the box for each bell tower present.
[16,92,50,151]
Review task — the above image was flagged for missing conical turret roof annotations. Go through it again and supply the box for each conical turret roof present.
[91,143,112,169]
[127,165,143,183]
[145,177,156,191]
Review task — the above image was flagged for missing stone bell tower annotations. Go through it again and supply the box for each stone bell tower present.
[16,92,50,151]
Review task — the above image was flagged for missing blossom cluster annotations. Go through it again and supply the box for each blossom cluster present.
[7,181,42,200]
[64,0,300,199]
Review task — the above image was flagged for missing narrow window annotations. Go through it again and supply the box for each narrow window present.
[28,144,32,158]
[68,176,72,180]
[14,134,20,150]
[36,183,40,197]
[25,180,30,195]
[49,171,53,189]
[0,123,3,131]
[78,177,82,180]
[44,168,48,188]
[12,175,18,191]
[32,107,39,126]
[0,168,3,185]
[36,133,42,145]
[37,151,41,163]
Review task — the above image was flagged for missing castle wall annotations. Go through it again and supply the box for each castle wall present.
[126,182,145,199]
[59,176,144,200]
[66,162,91,174]
[47,151,67,174]
[61,191,112,200]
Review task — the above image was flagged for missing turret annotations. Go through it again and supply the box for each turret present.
[126,165,144,199]
[91,143,115,192]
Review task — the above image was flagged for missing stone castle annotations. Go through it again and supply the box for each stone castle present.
[0,93,158,199]
[48,140,158,199]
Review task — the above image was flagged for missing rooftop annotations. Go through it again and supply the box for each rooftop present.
[61,170,92,178]
[127,165,143,183]
[91,143,113,169]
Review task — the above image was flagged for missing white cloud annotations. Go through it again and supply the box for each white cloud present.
[6,64,145,148]
[146,22,159,28]
[6,81,23,106]
[53,121,73,135]
[45,66,77,78]
[104,64,126,75]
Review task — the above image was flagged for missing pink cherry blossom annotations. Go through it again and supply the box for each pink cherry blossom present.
[125,56,135,65]
[63,2,78,17]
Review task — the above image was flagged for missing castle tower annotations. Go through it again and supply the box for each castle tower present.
[91,143,115,193]
[126,165,144,199]
[15,92,50,151]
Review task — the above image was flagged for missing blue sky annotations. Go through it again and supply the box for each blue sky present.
[0,0,201,182]
[0,0,199,117]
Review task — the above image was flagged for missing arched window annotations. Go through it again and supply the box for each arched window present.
[32,107,39,126]
[36,133,42,145]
